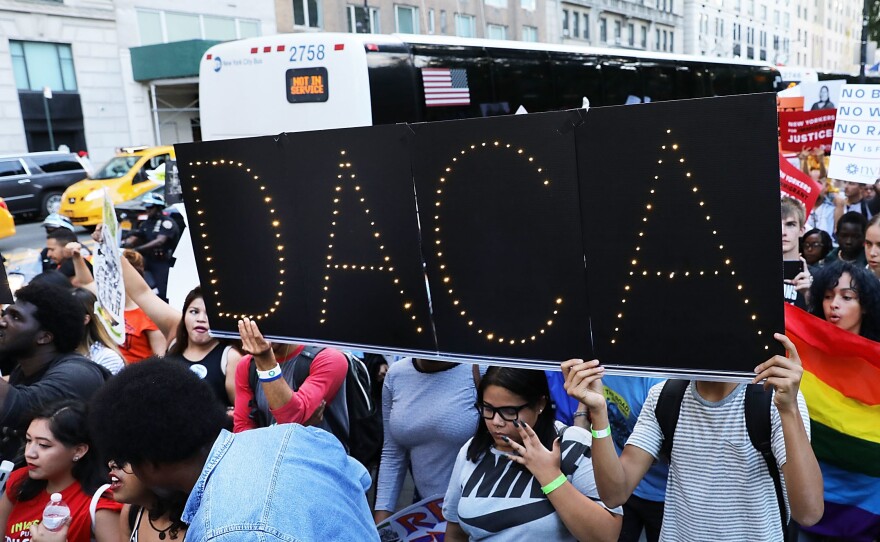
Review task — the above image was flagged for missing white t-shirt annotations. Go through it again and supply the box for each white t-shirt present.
[626,382,810,542]
[443,423,621,541]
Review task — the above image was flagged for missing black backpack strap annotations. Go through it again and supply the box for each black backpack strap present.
[655,380,689,464]
[290,346,325,390]
[744,384,788,542]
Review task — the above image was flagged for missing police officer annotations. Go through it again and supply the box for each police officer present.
[124,193,179,301]
[40,213,76,272]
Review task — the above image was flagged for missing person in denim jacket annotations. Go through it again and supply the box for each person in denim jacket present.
[88,359,379,541]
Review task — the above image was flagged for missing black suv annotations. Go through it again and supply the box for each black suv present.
[0,151,88,217]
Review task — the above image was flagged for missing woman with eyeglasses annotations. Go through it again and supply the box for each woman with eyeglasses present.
[444,367,622,542]
[800,228,833,267]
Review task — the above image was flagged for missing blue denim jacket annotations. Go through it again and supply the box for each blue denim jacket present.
[182,425,379,541]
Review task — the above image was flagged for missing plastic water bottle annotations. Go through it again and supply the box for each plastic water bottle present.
[42,493,70,532]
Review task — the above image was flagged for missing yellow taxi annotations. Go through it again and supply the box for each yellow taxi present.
[59,146,174,227]
[0,197,16,239]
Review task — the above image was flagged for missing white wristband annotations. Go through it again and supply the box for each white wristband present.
[256,364,282,382]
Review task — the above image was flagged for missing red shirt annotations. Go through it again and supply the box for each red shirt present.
[120,307,159,363]
[233,346,347,432]
[4,468,122,542]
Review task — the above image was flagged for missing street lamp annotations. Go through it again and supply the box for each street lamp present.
[42,86,55,151]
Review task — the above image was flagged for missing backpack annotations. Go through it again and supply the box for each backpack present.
[248,347,382,468]
[655,380,788,542]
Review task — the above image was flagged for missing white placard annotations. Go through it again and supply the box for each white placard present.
[93,190,125,343]
[828,85,880,184]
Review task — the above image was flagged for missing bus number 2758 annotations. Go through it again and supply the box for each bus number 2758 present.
[289,44,325,62]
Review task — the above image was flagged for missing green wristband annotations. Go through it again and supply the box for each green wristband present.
[591,425,612,439]
[541,473,567,495]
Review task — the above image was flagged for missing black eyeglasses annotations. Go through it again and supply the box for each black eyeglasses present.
[475,401,530,421]
[804,242,825,249]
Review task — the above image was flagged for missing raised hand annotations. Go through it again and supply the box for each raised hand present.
[561,359,606,413]
[753,333,804,413]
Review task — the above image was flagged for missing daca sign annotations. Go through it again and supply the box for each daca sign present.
[175,93,783,379]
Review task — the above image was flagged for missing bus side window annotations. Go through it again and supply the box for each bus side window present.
[367,50,422,125]
[600,59,642,105]
[412,44,493,123]
[487,48,554,114]
[708,65,734,96]
[547,52,602,110]
[641,63,675,102]
[680,63,710,99]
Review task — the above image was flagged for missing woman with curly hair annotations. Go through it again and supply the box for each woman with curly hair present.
[808,260,880,341]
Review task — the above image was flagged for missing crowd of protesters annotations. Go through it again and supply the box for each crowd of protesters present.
[0,168,877,541]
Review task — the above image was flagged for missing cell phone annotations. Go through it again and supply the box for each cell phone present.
[783,261,803,281]
[0,460,14,493]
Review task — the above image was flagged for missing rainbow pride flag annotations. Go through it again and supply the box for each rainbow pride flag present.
[784,304,880,541]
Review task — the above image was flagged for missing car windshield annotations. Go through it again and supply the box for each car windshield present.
[90,156,140,180]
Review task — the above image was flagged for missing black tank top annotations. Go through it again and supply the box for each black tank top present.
[167,343,230,407]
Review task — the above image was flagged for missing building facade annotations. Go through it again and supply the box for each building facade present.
[0,0,275,163]
[275,0,552,43]
[557,0,681,54]
[680,0,863,72]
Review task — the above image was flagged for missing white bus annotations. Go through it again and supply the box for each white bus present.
[198,32,782,141]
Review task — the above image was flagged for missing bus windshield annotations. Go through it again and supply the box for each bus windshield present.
[90,156,140,180]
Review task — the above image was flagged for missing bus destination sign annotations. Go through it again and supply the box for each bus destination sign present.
[286,67,328,103]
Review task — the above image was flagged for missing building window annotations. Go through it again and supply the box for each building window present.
[628,23,635,46]
[521,0,536,10]
[347,5,380,33]
[427,8,434,33]
[613,20,621,42]
[239,20,261,38]
[440,10,447,33]
[10,41,77,92]
[486,0,507,7]
[662,29,667,51]
[600,17,607,42]
[715,17,723,37]
[294,0,321,27]
[455,13,475,37]
[669,31,674,51]
[137,10,261,44]
[395,5,419,33]
[640,25,647,48]
[522,25,538,41]
[137,11,163,44]
[166,12,201,40]
[655,28,660,49]
[487,24,507,39]
[573,13,580,39]
[563,9,569,36]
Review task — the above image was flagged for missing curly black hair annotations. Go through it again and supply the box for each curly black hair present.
[809,260,880,342]
[88,358,227,468]
[15,281,84,353]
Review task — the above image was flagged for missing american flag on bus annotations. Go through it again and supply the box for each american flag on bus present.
[421,68,471,107]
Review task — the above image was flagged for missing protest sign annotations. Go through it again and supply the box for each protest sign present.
[92,190,125,343]
[828,85,880,184]
[778,110,836,152]
[175,93,784,379]
[800,80,845,112]
[780,154,822,216]
[376,495,446,542]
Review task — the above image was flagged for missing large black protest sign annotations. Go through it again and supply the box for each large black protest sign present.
[175,93,783,378]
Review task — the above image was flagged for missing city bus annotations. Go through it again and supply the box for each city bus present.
[198,33,783,141]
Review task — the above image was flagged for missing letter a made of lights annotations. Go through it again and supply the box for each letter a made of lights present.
[610,130,769,351]
[321,150,426,335]
[434,141,563,345]
[186,159,285,321]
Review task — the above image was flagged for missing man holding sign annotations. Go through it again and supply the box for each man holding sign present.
[561,337,824,542]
